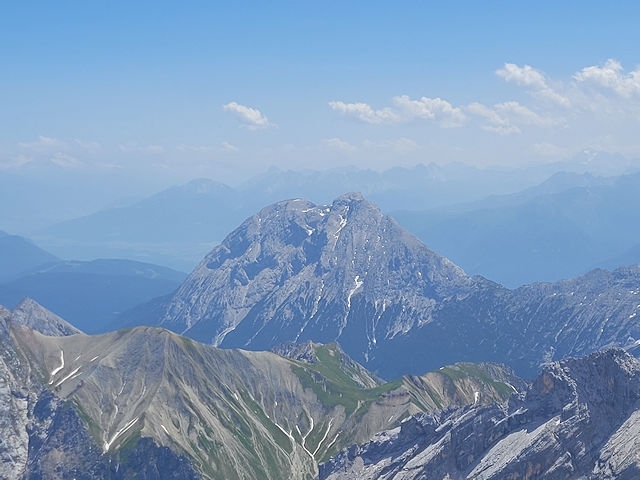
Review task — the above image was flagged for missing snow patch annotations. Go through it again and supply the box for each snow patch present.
[504,382,518,393]
[296,413,315,459]
[333,214,348,240]
[104,417,139,452]
[346,275,363,310]
[54,367,81,388]
[50,350,65,380]
[313,418,334,457]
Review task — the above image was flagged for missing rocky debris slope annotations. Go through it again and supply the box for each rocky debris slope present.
[6,319,514,479]
[320,349,640,480]
[0,298,520,479]
[143,194,640,379]
[1,300,196,480]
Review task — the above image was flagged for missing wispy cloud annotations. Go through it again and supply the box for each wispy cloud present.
[323,137,357,151]
[329,96,465,127]
[574,59,640,97]
[15,135,91,169]
[467,102,521,135]
[329,59,640,143]
[223,102,273,130]
[393,95,466,127]
[50,152,82,168]
[119,143,165,154]
[19,135,67,152]
[328,101,399,124]
[496,63,570,106]
[363,137,420,152]
[467,101,558,135]
[533,142,570,158]
[221,141,239,152]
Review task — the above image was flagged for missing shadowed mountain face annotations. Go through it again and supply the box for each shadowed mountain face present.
[0,258,186,333]
[0,231,58,282]
[320,349,640,480]
[0,300,517,480]
[393,171,640,287]
[133,193,640,379]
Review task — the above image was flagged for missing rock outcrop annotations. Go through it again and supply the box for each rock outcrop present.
[320,349,640,480]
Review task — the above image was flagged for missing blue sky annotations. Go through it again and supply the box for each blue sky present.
[2,1,640,185]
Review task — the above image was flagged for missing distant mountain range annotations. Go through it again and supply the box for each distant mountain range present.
[30,164,640,284]
[35,163,559,271]
[0,233,186,333]
[393,171,640,287]
[121,193,640,379]
[0,230,59,282]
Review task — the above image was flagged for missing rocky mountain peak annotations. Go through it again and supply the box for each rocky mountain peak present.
[160,193,472,364]
[526,348,640,419]
[10,298,82,337]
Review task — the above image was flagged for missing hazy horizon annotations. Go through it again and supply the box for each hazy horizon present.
[2,2,640,190]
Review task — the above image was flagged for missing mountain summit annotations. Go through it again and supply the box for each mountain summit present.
[160,193,473,361]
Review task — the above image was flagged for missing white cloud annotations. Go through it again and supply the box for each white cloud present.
[466,101,557,135]
[223,101,273,130]
[329,96,465,126]
[14,135,87,168]
[144,145,164,154]
[323,137,357,151]
[533,142,570,158]
[221,141,239,152]
[73,139,102,151]
[19,135,67,152]
[0,155,33,170]
[329,100,399,124]
[391,137,420,152]
[497,63,570,106]
[494,101,555,126]
[574,59,640,97]
[176,144,216,153]
[392,95,466,127]
[119,143,165,154]
[50,152,82,168]
[362,137,420,152]
[467,102,521,135]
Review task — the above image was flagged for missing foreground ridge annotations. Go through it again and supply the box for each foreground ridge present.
[1,307,517,480]
[321,349,640,480]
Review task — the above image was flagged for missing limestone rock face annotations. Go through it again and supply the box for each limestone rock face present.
[157,193,478,371]
[320,349,640,480]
